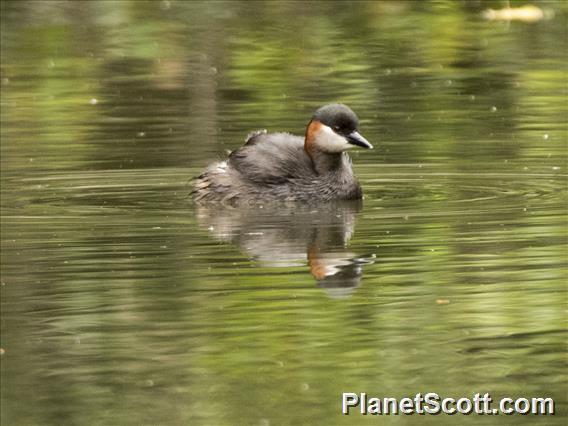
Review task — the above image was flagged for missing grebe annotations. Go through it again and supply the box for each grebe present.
[193,104,372,204]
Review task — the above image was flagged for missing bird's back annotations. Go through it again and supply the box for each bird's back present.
[229,131,315,185]
[193,130,361,204]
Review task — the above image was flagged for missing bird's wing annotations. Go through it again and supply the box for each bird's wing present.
[228,132,314,185]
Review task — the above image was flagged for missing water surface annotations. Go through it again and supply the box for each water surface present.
[1,1,567,425]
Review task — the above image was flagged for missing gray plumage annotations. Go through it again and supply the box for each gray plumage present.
[192,132,361,204]
[192,104,370,205]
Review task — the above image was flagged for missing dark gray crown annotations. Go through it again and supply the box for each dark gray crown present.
[312,104,359,135]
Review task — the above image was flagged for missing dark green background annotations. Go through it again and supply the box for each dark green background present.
[1,1,566,425]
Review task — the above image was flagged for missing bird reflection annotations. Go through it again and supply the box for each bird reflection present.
[195,201,372,297]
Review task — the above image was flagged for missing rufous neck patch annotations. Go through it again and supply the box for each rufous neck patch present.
[304,119,322,157]
[308,244,327,280]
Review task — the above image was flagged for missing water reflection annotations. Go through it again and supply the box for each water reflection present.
[195,201,373,297]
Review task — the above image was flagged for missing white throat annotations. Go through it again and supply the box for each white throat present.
[315,124,353,153]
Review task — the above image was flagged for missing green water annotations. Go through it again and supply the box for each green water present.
[1,1,566,425]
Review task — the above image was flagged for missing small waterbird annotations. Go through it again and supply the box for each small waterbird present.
[193,104,373,204]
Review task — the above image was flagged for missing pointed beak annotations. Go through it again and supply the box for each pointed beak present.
[346,130,373,149]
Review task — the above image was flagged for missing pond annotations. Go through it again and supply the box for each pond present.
[1,1,566,425]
